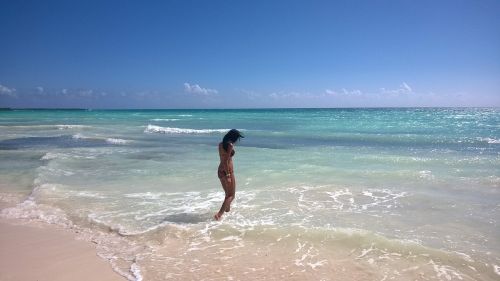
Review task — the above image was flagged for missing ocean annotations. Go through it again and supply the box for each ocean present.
[0,108,499,280]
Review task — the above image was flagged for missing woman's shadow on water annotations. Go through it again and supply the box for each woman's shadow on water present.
[161,212,211,224]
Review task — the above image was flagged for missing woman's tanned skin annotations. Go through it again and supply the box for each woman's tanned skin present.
[214,129,243,220]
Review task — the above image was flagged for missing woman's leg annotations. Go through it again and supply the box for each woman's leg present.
[226,174,236,212]
[215,176,234,220]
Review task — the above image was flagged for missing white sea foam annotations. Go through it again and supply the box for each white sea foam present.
[95,244,146,281]
[56,124,89,130]
[116,221,182,237]
[72,133,87,139]
[106,138,129,145]
[150,118,180,121]
[220,235,242,242]
[38,165,75,177]
[359,189,407,211]
[41,151,98,160]
[74,191,107,199]
[41,152,68,160]
[325,188,353,211]
[291,185,408,215]
[307,259,328,270]
[0,124,90,130]
[429,260,464,280]
[0,199,73,226]
[453,251,474,263]
[294,241,321,268]
[1,198,146,281]
[130,262,143,281]
[0,192,26,204]
[357,243,375,259]
[418,170,435,180]
[124,192,164,200]
[144,124,234,134]
[71,134,130,145]
[494,265,500,276]
[476,137,500,144]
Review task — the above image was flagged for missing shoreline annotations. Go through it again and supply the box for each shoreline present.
[0,217,125,281]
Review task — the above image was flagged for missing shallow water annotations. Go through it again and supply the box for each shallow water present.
[0,108,499,280]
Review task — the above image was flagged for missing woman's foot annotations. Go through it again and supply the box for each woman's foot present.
[214,212,222,221]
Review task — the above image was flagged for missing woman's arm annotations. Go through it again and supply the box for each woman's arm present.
[223,143,234,176]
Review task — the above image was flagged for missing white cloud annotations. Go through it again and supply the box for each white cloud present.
[341,88,363,95]
[133,90,160,99]
[380,82,413,95]
[326,83,412,97]
[324,88,363,96]
[401,82,412,93]
[60,88,68,95]
[0,84,16,97]
[239,89,262,100]
[183,82,218,95]
[36,86,44,93]
[268,91,312,99]
[78,89,94,97]
[269,92,279,99]
[324,89,337,96]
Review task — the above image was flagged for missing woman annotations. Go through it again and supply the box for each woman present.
[214,129,244,220]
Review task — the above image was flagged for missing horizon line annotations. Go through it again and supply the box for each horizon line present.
[1,106,499,111]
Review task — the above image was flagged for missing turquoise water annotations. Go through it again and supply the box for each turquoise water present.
[0,108,499,280]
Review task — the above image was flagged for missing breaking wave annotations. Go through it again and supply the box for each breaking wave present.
[144,125,234,134]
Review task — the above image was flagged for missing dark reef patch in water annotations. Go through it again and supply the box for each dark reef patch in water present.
[0,135,108,150]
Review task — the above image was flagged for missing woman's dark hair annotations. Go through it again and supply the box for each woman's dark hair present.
[222,129,244,151]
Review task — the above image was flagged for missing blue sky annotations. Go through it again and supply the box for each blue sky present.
[0,0,499,108]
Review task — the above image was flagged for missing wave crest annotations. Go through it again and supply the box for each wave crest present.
[144,125,233,134]
[150,118,180,121]
[70,134,130,145]
[105,138,129,145]
[476,137,500,144]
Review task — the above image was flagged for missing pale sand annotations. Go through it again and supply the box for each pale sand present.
[0,218,125,281]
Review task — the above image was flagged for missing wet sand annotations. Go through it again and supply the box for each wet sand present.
[0,218,125,281]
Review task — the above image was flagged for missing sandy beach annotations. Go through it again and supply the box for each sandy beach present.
[0,218,124,281]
